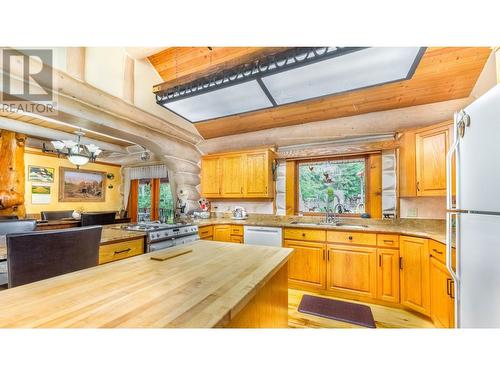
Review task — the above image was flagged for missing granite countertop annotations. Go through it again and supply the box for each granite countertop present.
[0,241,293,328]
[0,225,145,261]
[191,214,452,246]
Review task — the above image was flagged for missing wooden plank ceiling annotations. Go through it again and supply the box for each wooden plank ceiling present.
[149,47,492,139]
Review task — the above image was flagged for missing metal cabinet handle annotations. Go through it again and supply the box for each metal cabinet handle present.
[327,251,330,261]
[450,280,455,299]
[114,248,131,255]
[416,181,420,191]
[433,248,444,255]
[383,239,394,244]
[379,254,382,267]
[348,236,353,240]
[399,257,404,270]
[322,249,326,261]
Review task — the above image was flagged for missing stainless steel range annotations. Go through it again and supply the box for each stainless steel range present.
[120,223,199,252]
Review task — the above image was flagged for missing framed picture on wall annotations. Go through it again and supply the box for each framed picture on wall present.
[31,184,51,204]
[29,166,55,183]
[59,167,106,202]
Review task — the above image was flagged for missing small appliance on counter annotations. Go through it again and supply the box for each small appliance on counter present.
[231,206,248,220]
[192,211,210,219]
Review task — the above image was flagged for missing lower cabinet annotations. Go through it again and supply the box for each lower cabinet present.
[213,225,232,242]
[199,226,213,240]
[376,248,400,303]
[400,236,431,316]
[430,256,455,328]
[326,245,377,299]
[202,225,243,243]
[284,239,326,290]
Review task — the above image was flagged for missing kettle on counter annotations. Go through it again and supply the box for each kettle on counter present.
[232,206,248,220]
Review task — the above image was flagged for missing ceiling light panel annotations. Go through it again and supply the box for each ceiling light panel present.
[162,80,273,122]
[261,47,424,105]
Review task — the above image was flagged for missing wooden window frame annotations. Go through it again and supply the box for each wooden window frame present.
[128,178,172,222]
[294,154,371,217]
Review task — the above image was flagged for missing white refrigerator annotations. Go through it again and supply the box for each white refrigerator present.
[447,83,500,328]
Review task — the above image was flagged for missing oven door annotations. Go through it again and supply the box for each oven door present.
[147,234,200,252]
[147,239,174,252]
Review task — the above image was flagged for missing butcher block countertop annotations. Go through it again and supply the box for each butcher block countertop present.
[0,240,293,328]
[0,225,145,261]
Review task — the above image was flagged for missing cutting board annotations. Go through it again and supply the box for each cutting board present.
[150,248,192,261]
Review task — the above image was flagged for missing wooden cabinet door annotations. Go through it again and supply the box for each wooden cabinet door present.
[400,236,430,316]
[201,157,220,197]
[416,126,449,196]
[221,155,244,197]
[327,245,377,298]
[284,240,326,290]
[430,256,455,328]
[244,151,270,197]
[377,248,400,303]
[213,225,231,242]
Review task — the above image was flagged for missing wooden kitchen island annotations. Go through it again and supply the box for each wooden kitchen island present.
[0,240,292,328]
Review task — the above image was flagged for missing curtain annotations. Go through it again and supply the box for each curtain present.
[129,165,168,180]
[127,179,139,222]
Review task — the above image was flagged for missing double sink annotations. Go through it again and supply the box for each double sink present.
[288,221,368,229]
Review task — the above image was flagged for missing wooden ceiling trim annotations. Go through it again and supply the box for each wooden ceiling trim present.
[192,47,491,139]
[150,47,289,93]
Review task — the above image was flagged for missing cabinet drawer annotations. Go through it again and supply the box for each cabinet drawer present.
[377,234,399,248]
[199,226,213,239]
[230,235,243,243]
[230,225,243,236]
[99,238,144,264]
[284,228,326,242]
[327,231,376,246]
[429,240,446,264]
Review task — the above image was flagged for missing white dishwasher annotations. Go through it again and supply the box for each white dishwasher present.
[244,226,282,247]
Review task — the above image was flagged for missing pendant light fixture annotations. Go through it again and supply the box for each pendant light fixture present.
[42,129,102,168]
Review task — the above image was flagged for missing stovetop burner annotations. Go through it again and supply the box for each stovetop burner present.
[120,222,191,232]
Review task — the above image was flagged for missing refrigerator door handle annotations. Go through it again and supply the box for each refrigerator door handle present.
[446,111,461,211]
[446,111,462,328]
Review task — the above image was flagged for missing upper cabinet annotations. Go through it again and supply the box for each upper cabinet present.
[415,126,450,196]
[221,154,245,197]
[399,121,454,197]
[200,157,221,198]
[200,148,275,199]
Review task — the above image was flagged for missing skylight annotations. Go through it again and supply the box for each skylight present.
[156,47,426,123]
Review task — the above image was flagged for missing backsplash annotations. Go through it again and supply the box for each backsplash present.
[210,200,274,214]
[399,196,446,219]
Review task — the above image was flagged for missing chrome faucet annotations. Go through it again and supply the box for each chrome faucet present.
[323,206,339,225]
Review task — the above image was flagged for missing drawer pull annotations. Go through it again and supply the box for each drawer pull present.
[302,233,306,237]
[114,248,131,255]
[383,240,394,244]
[432,248,444,255]
[201,230,209,235]
[348,236,353,240]
[379,254,382,267]
[399,257,404,270]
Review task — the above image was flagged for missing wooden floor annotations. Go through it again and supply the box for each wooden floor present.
[288,289,435,328]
